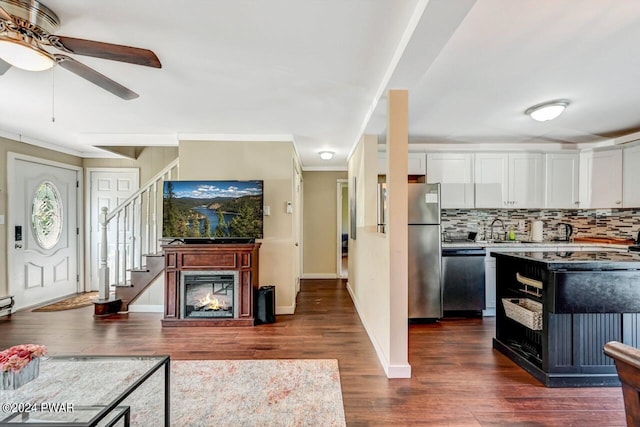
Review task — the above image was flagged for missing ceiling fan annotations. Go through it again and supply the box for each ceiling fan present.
[0,0,161,100]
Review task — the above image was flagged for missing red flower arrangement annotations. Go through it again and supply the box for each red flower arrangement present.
[0,344,47,373]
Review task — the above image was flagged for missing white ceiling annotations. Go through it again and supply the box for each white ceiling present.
[2,0,640,169]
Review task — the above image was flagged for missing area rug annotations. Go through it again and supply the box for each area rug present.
[132,359,346,426]
[31,292,99,312]
[0,359,345,426]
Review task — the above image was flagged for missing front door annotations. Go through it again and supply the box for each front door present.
[9,155,80,310]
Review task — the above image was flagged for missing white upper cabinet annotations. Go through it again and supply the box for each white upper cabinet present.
[426,153,475,208]
[377,152,426,175]
[623,144,640,207]
[474,153,509,208]
[475,153,544,208]
[408,153,426,175]
[580,149,623,208]
[508,153,545,208]
[545,153,580,209]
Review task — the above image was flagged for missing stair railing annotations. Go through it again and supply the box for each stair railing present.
[98,159,178,300]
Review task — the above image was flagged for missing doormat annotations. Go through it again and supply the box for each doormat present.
[32,292,99,312]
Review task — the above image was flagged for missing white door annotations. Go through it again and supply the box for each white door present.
[337,180,348,279]
[87,169,139,291]
[293,167,302,294]
[9,156,80,310]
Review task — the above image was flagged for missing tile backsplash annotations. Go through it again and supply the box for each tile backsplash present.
[441,208,640,242]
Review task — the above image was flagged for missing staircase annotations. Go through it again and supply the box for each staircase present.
[114,253,165,311]
[94,159,178,315]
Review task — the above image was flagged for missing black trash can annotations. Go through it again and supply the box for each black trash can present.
[255,286,276,325]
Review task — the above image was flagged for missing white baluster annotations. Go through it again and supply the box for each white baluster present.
[98,207,110,300]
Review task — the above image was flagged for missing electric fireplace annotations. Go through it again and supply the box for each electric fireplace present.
[180,271,239,319]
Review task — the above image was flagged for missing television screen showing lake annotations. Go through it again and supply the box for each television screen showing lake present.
[162,180,263,239]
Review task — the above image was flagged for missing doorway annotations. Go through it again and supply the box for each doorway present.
[293,165,303,294]
[86,168,139,291]
[337,179,348,278]
[7,153,82,310]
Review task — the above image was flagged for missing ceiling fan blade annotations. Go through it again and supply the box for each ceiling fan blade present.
[0,5,14,23]
[49,36,161,68]
[0,58,11,75]
[55,55,139,100]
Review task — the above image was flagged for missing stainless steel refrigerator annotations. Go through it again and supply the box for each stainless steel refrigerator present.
[408,182,442,319]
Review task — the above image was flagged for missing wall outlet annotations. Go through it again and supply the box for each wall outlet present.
[518,220,525,230]
[263,206,271,216]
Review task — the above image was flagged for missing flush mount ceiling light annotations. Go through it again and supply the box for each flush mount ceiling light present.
[525,99,570,122]
[319,151,334,160]
[0,37,54,71]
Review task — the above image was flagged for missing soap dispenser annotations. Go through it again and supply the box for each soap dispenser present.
[508,226,516,241]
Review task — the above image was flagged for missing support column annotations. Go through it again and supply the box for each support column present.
[386,89,411,378]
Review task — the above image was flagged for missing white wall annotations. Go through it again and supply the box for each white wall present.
[346,90,410,378]
[347,134,393,375]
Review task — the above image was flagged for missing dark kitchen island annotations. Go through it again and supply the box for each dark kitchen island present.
[492,250,640,387]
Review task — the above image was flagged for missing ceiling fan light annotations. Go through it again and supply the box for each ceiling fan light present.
[319,151,334,160]
[0,38,54,71]
[525,100,570,122]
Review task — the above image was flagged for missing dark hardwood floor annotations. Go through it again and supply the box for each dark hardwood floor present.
[0,279,626,426]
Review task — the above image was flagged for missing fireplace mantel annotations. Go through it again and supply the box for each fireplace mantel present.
[161,243,261,327]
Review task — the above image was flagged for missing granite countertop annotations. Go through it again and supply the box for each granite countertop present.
[442,240,629,249]
[491,250,640,270]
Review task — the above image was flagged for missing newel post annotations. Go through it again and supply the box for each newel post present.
[98,207,110,300]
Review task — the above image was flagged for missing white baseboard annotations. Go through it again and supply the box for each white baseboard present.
[276,304,296,315]
[346,282,411,379]
[301,273,338,279]
[128,304,163,313]
[483,308,496,317]
[386,364,412,378]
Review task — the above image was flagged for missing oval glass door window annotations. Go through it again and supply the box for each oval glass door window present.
[31,181,63,249]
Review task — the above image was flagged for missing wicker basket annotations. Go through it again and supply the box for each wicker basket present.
[502,298,543,330]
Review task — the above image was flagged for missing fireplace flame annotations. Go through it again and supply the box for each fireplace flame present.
[197,293,224,310]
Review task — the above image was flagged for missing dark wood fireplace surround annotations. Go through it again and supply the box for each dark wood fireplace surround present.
[162,243,261,327]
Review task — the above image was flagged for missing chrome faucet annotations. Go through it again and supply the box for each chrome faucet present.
[490,218,505,240]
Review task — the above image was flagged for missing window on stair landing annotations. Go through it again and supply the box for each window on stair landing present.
[31,181,63,250]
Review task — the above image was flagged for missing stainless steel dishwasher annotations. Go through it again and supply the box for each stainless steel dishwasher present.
[442,247,486,314]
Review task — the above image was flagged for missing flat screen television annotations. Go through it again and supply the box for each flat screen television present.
[162,180,263,242]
